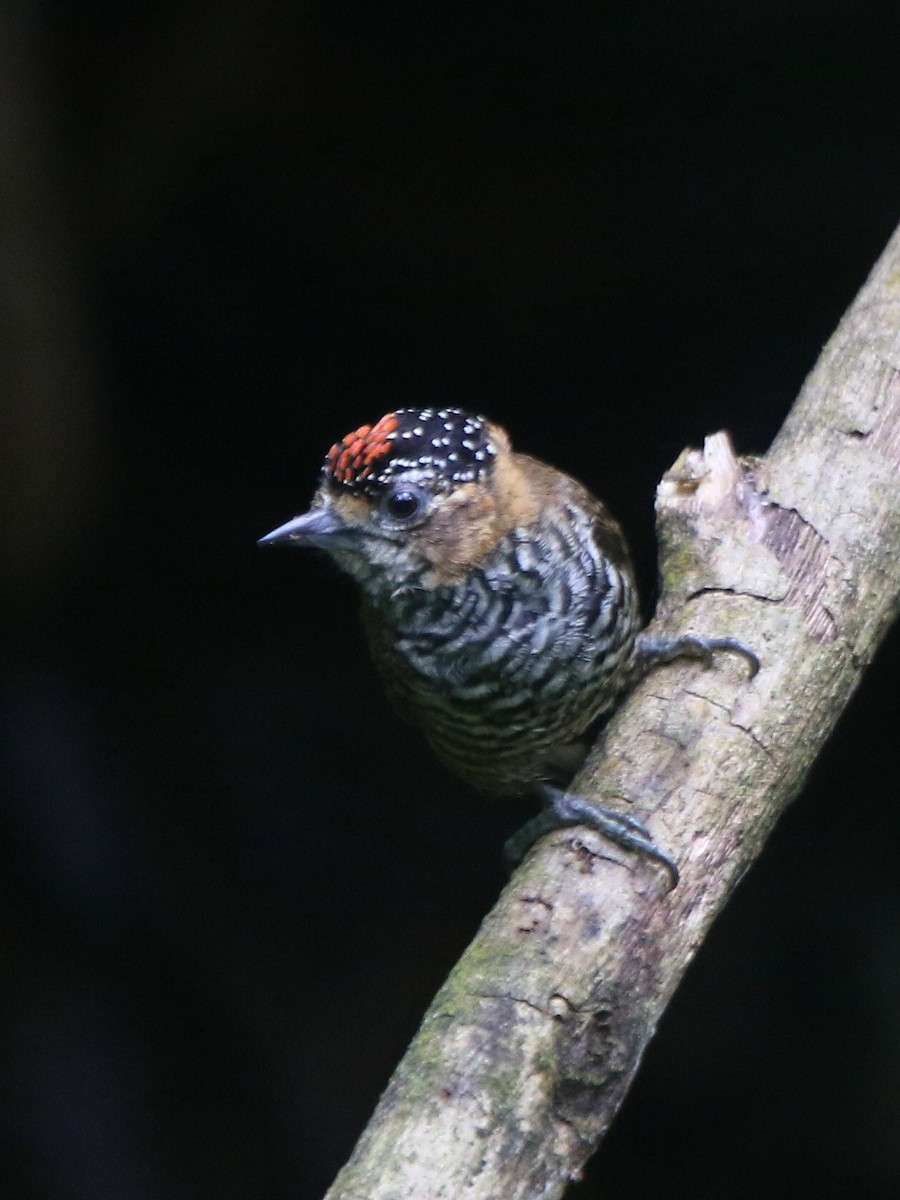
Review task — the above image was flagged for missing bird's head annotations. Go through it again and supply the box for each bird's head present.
[259,407,538,597]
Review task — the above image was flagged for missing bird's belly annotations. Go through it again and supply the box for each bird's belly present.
[382,603,636,796]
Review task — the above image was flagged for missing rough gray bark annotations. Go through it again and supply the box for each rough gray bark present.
[324,220,900,1200]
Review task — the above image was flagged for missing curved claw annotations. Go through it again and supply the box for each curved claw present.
[710,636,760,678]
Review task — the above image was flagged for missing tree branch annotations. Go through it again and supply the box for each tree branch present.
[324,220,900,1200]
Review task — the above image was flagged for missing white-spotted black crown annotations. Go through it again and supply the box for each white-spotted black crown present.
[323,407,498,496]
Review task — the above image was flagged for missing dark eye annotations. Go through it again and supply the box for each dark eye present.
[384,489,420,518]
[383,485,426,523]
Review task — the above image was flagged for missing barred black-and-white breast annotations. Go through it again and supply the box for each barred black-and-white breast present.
[260,407,757,884]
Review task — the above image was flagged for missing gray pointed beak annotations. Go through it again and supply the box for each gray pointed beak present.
[257,504,346,547]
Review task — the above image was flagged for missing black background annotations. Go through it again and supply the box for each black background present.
[3,4,900,1198]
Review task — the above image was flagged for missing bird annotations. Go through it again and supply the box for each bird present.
[259,407,757,886]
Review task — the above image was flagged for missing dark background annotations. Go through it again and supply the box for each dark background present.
[3,3,900,1198]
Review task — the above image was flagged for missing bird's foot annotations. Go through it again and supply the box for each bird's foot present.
[635,631,759,679]
[505,783,679,889]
